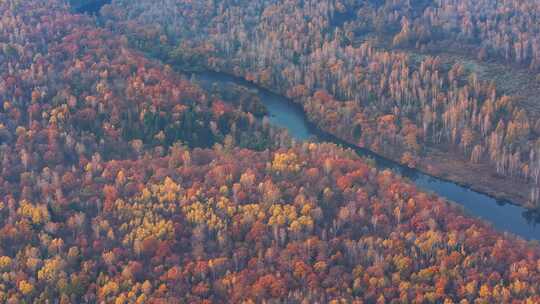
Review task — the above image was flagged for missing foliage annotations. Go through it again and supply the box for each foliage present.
[1,0,540,302]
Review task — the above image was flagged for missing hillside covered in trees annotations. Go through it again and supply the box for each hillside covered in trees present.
[2,0,540,302]
[100,0,540,209]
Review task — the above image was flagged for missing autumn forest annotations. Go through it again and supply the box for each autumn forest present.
[1,0,540,303]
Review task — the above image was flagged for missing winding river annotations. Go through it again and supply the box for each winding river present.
[77,0,540,241]
[191,71,540,241]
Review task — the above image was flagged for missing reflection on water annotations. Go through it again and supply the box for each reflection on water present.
[190,71,540,241]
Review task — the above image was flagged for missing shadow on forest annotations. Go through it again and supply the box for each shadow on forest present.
[70,0,111,15]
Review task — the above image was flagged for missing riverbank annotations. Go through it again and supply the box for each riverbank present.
[363,35,540,210]
[101,28,540,232]
[187,70,540,239]
[197,65,538,212]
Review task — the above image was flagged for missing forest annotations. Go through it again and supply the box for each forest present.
[99,0,540,209]
[1,0,540,302]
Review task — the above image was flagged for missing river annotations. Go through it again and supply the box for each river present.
[190,71,540,241]
[75,0,539,240]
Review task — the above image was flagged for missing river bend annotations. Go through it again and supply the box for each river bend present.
[191,71,540,241]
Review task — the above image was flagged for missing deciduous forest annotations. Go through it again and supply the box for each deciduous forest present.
[100,0,540,208]
[1,0,540,303]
